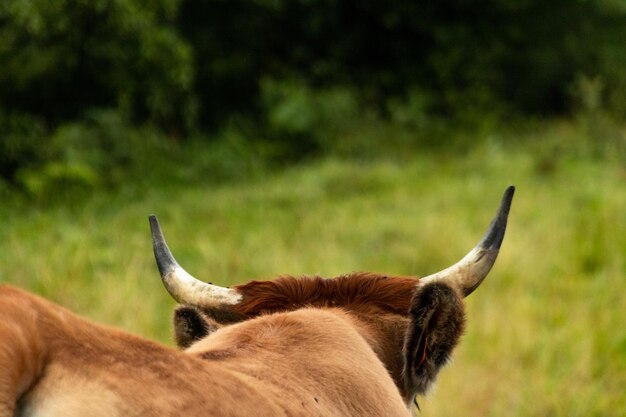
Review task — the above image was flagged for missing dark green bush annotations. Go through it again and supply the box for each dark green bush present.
[13,110,132,201]
[179,0,626,127]
[0,111,46,182]
[259,78,362,156]
[0,0,195,130]
[0,0,196,200]
[10,110,181,203]
[0,0,625,202]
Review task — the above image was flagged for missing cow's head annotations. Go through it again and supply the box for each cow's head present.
[149,186,514,404]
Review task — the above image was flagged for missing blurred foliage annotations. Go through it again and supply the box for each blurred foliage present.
[259,78,362,157]
[180,0,626,123]
[0,111,45,180]
[0,0,195,129]
[0,0,625,200]
[14,110,166,202]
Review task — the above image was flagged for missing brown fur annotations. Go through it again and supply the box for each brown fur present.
[0,284,413,417]
[1,272,466,416]
[403,282,465,396]
[228,273,465,401]
[233,272,419,316]
[173,306,222,348]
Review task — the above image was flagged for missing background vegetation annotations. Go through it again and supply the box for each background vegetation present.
[1,0,625,196]
[1,0,625,416]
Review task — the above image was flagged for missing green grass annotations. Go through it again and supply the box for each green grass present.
[1,120,624,416]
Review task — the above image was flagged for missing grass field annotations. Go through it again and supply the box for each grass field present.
[1,120,624,416]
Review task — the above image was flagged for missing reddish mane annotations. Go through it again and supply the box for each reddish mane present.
[233,273,419,317]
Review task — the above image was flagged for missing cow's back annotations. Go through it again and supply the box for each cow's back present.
[3,286,410,417]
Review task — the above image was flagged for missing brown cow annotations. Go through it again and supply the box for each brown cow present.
[0,187,514,417]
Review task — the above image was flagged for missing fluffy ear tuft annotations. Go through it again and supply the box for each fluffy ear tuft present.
[173,306,221,348]
[403,282,465,396]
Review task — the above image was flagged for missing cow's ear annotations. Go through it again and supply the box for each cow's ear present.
[173,306,222,348]
[403,282,465,396]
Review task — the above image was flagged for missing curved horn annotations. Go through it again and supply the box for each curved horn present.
[419,186,514,297]
[149,215,242,307]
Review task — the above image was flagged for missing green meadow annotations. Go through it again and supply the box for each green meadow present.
[1,121,624,416]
